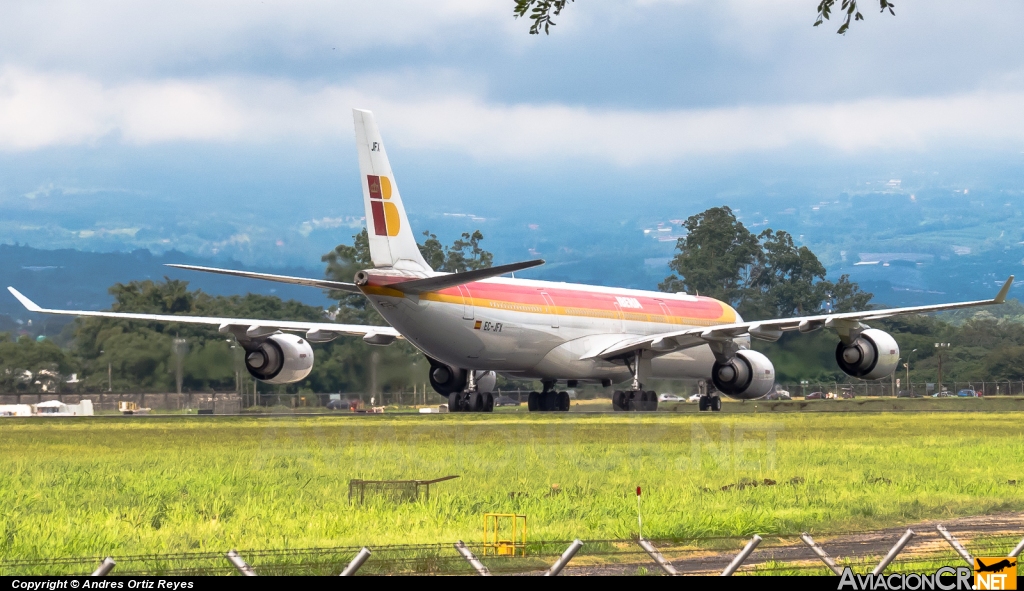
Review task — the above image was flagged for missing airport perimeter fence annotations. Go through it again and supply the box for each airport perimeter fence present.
[4,523,1021,576]
[774,381,1024,398]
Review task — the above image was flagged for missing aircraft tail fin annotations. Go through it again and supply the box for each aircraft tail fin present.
[352,109,431,272]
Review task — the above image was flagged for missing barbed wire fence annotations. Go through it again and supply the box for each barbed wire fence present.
[3,523,1020,576]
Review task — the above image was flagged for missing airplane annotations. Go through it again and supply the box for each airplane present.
[975,558,1015,573]
[7,109,1016,413]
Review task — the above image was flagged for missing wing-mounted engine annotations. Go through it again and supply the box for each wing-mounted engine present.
[711,349,775,400]
[244,334,314,384]
[427,356,467,395]
[835,328,899,380]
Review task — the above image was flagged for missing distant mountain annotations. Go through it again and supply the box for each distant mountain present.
[0,244,331,334]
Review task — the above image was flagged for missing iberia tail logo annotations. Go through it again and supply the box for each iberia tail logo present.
[367,175,400,237]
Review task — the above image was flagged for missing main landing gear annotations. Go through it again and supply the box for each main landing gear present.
[447,390,495,413]
[612,389,658,411]
[445,369,495,412]
[611,353,659,412]
[698,380,722,412]
[527,380,571,412]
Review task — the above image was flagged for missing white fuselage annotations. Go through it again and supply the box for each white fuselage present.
[361,272,745,384]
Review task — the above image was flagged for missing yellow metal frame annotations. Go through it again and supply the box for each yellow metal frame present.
[483,513,527,557]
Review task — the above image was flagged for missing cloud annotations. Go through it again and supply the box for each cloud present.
[2,66,1024,163]
[0,0,509,77]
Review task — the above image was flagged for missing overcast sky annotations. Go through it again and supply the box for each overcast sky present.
[1,0,1022,265]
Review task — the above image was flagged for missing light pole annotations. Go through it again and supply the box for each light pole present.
[934,342,950,393]
[904,348,917,396]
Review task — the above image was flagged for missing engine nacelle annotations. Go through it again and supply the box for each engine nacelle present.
[835,328,899,380]
[711,349,776,400]
[244,334,314,384]
[427,357,467,395]
[474,370,497,393]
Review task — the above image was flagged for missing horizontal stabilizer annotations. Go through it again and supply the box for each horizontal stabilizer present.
[166,264,361,294]
[392,259,545,295]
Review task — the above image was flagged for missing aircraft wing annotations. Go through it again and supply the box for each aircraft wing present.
[582,275,1014,361]
[7,287,401,344]
[166,264,362,294]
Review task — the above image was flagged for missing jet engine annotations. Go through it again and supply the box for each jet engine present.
[427,357,467,395]
[244,334,314,384]
[711,349,775,400]
[835,328,899,380]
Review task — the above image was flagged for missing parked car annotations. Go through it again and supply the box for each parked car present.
[687,393,702,403]
[805,392,824,400]
[932,391,955,398]
[896,390,920,398]
[658,393,686,402]
[764,389,791,400]
[957,389,980,398]
[494,395,521,407]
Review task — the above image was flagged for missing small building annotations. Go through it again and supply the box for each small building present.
[34,399,94,416]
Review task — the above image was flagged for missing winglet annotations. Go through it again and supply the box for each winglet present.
[7,287,44,312]
[995,276,1015,304]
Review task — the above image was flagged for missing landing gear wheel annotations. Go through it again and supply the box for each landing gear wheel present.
[448,392,463,412]
[557,391,570,412]
[612,390,626,411]
[627,390,642,411]
[543,391,557,411]
[711,396,722,412]
[698,396,710,412]
[468,392,483,412]
[528,392,539,411]
[644,390,658,411]
[483,392,494,412]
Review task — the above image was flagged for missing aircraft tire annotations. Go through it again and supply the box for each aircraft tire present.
[448,392,463,412]
[483,392,494,412]
[468,392,484,412]
[711,396,722,412]
[612,390,626,411]
[698,396,710,412]
[528,392,539,411]
[557,391,570,412]
[647,391,658,412]
[543,391,557,411]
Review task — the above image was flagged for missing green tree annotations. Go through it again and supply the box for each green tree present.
[658,206,760,305]
[745,229,829,319]
[661,206,872,318]
[513,0,895,35]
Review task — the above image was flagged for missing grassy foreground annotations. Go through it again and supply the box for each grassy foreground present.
[1,412,1022,560]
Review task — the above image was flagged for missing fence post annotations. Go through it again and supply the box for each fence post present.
[800,533,842,575]
[226,549,257,576]
[936,525,973,566]
[721,535,762,576]
[1009,536,1024,559]
[871,529,916,575]
[339,547,371,576]
[91,557,116,576]
[454,541,491,576]
[637,538,680,576]
[544,539,583,576]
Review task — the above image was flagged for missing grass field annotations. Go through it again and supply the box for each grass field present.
[1,412,1022,563]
